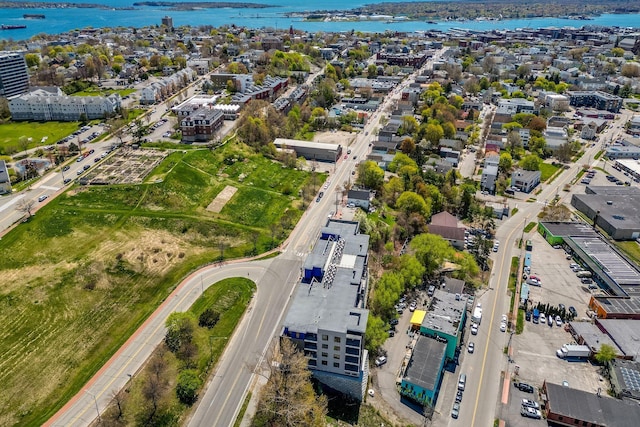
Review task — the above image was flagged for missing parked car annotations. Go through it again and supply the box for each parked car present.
[569,306,578,317]
[38,195,48,202]
[547,315,554,326]
[455,390,463,403]
[521,406,542,419]
[522,399,540,409]
[375,356,387,367]
[389,318,399,326]
[500,322,507,332]
[471,324,478,335]
[514,382,534,393]
[62,165,70,172]
[556,315,562,326]
[468,342,475,353]
[539,313,546,324]
[451,403,460,419]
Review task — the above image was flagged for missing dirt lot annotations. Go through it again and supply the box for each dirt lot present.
[501,231,606,425]
[81,148,167,185]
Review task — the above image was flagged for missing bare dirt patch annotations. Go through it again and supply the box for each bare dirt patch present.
[206,185,238,213]
[313,130,356,146]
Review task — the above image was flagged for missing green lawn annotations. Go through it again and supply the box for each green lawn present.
[0,121,80,153]
[72,88,136,97]
[523,222,537,233]
[539,162,560,182]
[0,143,310,426]
[615,241,640,266]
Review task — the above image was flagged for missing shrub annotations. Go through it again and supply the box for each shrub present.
[199,308,221,329]
[176,369,201,405]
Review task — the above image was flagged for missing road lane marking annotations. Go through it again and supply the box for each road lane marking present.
[471,217,523,427]
[0,195,25,213]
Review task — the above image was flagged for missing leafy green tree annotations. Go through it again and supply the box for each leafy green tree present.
[382,176,405,207]
[499,152,513,173]
[397,191,430,217]
[387,153,417,173]
[357,160,384,190]
[410,234,455,275]
[520,154,542,171]
[396,254,426,289]
[365,315,389,355]
[594,343,616,365]
[424,123,444,147]
[176,369,202,405]
[453,251,480,281]
[24,53,40,68]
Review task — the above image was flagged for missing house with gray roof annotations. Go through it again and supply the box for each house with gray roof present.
[0,160,11,194]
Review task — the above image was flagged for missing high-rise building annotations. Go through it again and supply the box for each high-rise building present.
[0,51,29,99]
[281,220,370,401]
[161,15,173,28]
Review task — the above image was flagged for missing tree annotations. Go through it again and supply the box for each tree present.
[382,176,405,207]
[520,154,542,171]
[17,199,35,218]
[556,142,573,163]
[410,233,455,275]
[424,122,444,147]
[397,191,430,218]
[396,254,426,289]
[252,339,327,427]
[142,351,169,421]
[18,136,30,155]
[499,152,513,174]
[357,160,384,190]
[594,343,616,366]
[365,315,388,355]
[165,312,196,353]
[198,308,221,329]
[176,369,202,405]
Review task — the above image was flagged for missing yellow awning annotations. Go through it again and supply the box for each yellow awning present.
[410,310,426,325]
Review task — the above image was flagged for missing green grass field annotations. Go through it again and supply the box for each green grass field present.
[0,121,80,153]
[0,142,311,426]
[72,88,136,97]
[539,162,560,182]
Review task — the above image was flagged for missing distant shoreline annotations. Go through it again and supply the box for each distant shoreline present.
[0,1,274,10]
[288,0,640,22]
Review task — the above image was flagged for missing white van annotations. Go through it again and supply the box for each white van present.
[458,373,466,391]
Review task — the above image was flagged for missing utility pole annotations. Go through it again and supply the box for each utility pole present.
[85,390,101,424]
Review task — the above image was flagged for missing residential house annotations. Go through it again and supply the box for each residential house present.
[480,153,500,194]
[428,211,466,249]
[511,169,541,193]
[347,189,373,211]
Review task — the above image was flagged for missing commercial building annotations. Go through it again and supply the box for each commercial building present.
[0,51,29,99]
[399,336,447,406]
[9,87,121,121]
[568,90,623,113]
[417,289,467,361]
[606,145,640,160]
[273,138,342,163]
[160,15,173,27]
[570,186,640,240]
[282,220,370,400]
[610,359,640,401]
[537,222,640,319]
[542,381,640,427]
[495,98,535,115]
[511,169,541,193]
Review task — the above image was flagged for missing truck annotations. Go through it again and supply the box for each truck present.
[471,306,482,324]
[524,252,532,268]
[532,308,540,324]
[556,344,591,360]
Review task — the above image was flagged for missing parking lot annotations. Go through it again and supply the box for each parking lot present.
[503,231,604,425]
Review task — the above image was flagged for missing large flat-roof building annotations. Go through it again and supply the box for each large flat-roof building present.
[0,159,11,194]
[282,220,370,400]
[0,51,29,99]
[511,169,541,193]
[542,381,640,427]
[568,90,623,113]
[570,186,640,240]
[399,336,447,406]
[418,289,467,361]
[273,138,343,163]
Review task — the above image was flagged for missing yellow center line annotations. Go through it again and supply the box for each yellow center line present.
[471,218,523,426]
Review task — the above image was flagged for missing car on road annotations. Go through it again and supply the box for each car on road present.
[455,390,463,403]
[63,178,71,184]
[77,169,84,175]
[500,322,507,332]
[375,356,387,367]
[38,195,48,202]
[522,399,540,409]
[89,149,95,154]
[514,382,534,393]
[502,314,508,323]
[62,165,70,172]
[471,323,478,335]
[521,406,542,419]
[76,156,83,162]
[451,402,460,419]
[83,164,90,171]
[468,342,474,353]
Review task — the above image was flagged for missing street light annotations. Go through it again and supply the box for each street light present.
[85,389,101,423]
